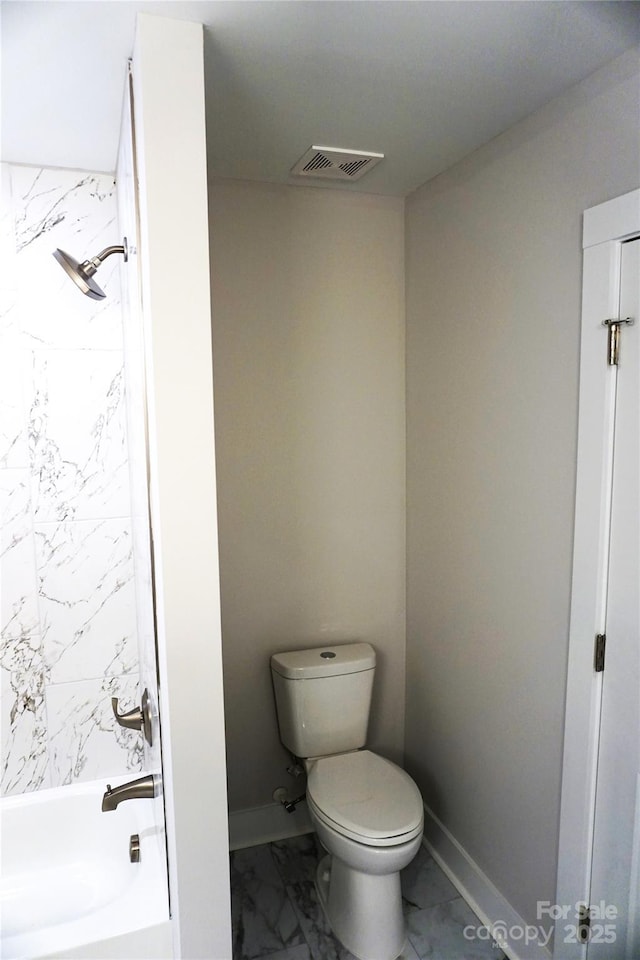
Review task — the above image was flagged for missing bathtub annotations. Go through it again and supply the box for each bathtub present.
[0,776,172,960]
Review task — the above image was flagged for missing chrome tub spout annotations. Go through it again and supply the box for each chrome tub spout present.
[101,774,155,812]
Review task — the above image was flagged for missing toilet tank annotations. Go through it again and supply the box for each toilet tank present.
[270,642,376,758]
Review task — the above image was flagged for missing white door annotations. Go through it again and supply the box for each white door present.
[588,237,639,958]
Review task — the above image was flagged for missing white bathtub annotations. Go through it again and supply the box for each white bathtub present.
[0,777,172,960]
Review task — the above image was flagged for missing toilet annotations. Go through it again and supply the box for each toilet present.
[270,642,424,960]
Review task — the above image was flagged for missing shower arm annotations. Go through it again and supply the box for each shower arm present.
[82,241,128,277]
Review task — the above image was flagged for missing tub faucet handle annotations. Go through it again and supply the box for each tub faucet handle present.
[111,688,153,745]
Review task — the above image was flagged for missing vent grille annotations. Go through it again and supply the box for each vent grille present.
[339,158,371,177]
[303,154,333,173]
[291,146,384,181]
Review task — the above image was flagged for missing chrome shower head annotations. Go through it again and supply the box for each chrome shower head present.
[53,238,128,300]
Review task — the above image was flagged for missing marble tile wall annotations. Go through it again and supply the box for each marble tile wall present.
[0,163,142,795]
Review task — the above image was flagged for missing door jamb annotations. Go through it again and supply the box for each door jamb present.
[554,189,640,959]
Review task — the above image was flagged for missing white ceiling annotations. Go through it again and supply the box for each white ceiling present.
[2,1,639,197]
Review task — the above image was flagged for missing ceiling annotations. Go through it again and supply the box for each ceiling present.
[2,1,639,197]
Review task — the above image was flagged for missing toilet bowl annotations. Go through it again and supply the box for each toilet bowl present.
[270,643,424,960]
[305,749,423,960]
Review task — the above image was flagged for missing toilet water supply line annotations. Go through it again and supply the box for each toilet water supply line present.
[273,759,306,812]
[273,788,307,813]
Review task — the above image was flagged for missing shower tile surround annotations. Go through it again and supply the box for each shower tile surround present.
[0,163,142,795]
[231,835,507,960]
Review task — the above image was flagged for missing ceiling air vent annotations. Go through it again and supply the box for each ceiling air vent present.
[291,146,384,182]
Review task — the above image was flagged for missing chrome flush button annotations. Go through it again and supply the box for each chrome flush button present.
[320,651,336,659]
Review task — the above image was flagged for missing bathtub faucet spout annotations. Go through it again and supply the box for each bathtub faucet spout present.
[101,774,155,812]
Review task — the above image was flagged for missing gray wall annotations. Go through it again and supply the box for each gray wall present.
[405,49,639,926]
[209,181,406,812]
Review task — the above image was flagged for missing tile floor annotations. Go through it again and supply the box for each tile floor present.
[230,833,507,960]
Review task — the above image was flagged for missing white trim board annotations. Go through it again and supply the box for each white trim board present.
[229,801,314,851]
[422,803,552,960]
[583,189,640,249]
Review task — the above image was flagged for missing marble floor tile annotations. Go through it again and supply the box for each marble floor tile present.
[398,942,421,959]
[271,832,324,884]
[231,837,502,960]
[254,945,311,960]
[231,845,306,960]
[285,878,421,960]
[395,941,421,960]
[287,880,420,960]
[286,879,359,960]
[401,845,459,913]
[406,897,505,960]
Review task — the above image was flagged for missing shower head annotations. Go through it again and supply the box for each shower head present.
[53,238,128,300]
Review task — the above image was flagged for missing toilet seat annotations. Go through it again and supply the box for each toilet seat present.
[306,750,423,848]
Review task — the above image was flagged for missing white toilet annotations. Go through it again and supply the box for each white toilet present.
[271,642,424,960]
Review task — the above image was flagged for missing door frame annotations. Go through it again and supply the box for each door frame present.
[554,188,640,959]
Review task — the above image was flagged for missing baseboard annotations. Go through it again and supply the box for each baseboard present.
[229,800,314,851]
[422,803,553,960]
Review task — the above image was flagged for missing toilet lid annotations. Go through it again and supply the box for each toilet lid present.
[306,750,423,843]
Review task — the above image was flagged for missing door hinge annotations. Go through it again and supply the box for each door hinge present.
[602,317,634,366]
[594,633,606,672]
[577,903,591,943]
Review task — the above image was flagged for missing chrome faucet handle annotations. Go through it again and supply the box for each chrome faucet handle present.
[111,688,153,746]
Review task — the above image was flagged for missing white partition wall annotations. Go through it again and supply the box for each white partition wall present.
[131,15,231,959]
